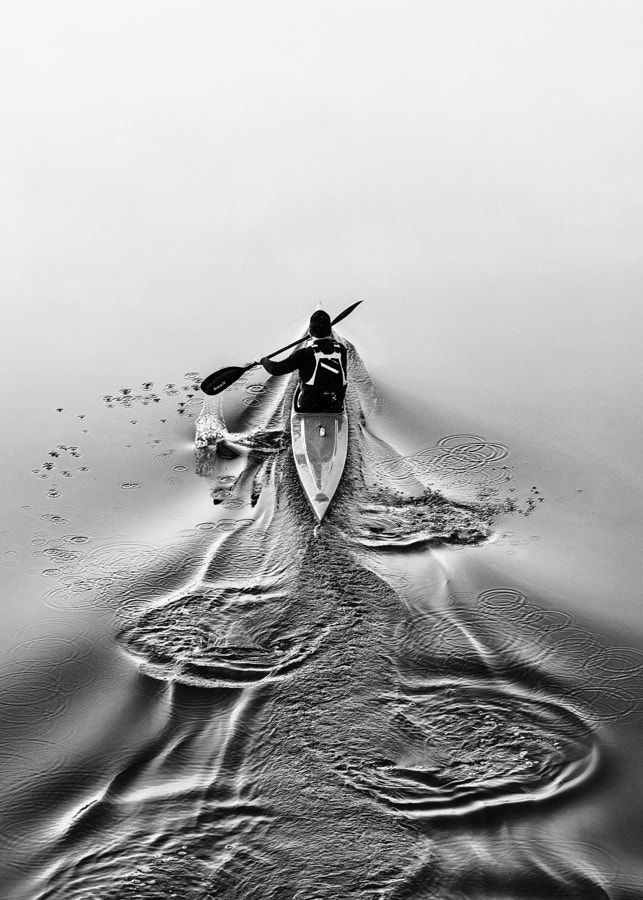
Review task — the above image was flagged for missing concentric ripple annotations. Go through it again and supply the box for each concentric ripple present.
[118,586,330,688]
[330,682,597,818]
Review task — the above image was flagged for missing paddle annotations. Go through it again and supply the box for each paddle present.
[200,301,362,396]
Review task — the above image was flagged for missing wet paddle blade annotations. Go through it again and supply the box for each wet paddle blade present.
[200,365,250,396]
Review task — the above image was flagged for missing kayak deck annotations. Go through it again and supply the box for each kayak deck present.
[290,398,348,523]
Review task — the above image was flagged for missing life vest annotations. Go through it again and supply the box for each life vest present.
[304,339,347,393]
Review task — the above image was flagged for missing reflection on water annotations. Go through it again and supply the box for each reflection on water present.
[1,346,641,899]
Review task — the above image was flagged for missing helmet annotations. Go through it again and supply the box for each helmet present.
[309,310,332,338]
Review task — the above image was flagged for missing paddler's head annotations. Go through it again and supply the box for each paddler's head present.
[309,310,332,338]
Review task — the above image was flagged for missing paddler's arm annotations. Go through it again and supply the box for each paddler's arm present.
[259,348,307,376]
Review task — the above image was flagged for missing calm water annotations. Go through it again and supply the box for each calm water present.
[1,2,642,897]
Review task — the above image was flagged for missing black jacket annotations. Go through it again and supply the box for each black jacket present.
[261,338,348,412]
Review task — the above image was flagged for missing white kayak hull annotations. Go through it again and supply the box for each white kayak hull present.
[290,396,349,523]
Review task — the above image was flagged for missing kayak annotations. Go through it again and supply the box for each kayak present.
[290,389,348,523]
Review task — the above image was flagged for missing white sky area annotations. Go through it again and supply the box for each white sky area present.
[1,0,641,464]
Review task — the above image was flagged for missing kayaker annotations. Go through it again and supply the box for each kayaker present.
[259,310,348,412]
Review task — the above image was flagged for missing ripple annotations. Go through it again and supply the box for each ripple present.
[395,433,513,497]
[436,433,510,463]
[395,608,554,676]
[42,580,113,610]
[349,493,490,549]
[0,761,105,879]
[0,663,72,732]
[119,588,329,688]
[478,587,528,611]
[10,631,94,666]
[443,588,643,723]
[582,647,643,680]
[222,496,247,510]
[330,683,597,818]
[42,547,85,564]
[40,515,70,526]
[38,847,218,899]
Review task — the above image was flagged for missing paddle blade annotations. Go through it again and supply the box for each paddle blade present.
[200,365,249,396]
[331,300,362,327]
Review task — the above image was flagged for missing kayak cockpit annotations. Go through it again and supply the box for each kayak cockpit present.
[290,390,348,523]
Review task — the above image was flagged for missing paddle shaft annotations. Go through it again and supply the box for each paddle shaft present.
[200,300,362,394]
[261,300,362,363]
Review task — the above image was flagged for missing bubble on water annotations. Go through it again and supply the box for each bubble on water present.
[173,465,187,472]
[42,547,84,563]
[120,483,140,490]
[40,515,70,526]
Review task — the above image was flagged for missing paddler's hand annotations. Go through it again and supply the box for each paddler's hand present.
[258,357,270,369]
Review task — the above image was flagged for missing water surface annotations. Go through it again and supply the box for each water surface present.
[1,2,642,897]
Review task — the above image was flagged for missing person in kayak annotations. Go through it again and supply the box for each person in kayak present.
[259,310,348,412]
